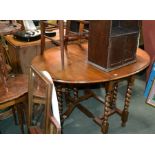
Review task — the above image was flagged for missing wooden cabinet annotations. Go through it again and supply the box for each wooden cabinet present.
[5,34,58,74]
[88,20,140,71]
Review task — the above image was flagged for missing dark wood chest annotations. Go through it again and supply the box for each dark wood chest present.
[88,20,140,71]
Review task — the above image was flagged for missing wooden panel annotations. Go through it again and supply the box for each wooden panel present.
[123,33,138,63]
[108,36,126,68]
[119,20,140,29]
[88,20,111,68]
[6,43,22,73]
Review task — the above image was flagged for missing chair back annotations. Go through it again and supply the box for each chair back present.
[28,65,61,134]
[65,20,89,41]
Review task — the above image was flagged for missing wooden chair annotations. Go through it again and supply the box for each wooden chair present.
[40,20,89,52]
[40,20,89,68]
[28,65,61,134]
[0,43,28,133]
[65,20,89,42]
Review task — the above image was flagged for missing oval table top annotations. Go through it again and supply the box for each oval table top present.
[32,42,150,84]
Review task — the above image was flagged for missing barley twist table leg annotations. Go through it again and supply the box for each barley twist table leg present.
[101,81,114,133]
[111,82,118,109]
[121,76,135,127]
[56,86,63,126]
[64,87,70,106]
[73,87,78,100]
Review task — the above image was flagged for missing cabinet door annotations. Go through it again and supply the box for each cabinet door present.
[123,33,138,63]
[108,36,126,68]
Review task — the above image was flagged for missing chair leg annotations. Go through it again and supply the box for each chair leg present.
[22,101,28,133]
[101,81,114,133]
[16,103,25,134]
[121,77,134,127]
[56,86,63,133]
[12,105,18,125]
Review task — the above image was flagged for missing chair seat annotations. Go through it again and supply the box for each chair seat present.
[0,74,28,105]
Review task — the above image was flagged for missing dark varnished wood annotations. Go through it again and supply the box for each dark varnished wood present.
[101,81,115,133]
[88,21,140,71]
[55,86,63,124]
[121,76,135,127]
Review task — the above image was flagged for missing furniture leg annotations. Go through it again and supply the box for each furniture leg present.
[12,105,18,125]
[64,87,71,106]
[56,86,63,129]
[23,99,28,132]
[101,81,114,133]
[73,87,78,100]
[121,76,135,127]
[111,82,118,109]
[16,103,25,134]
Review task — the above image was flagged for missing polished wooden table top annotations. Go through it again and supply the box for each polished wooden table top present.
[32,42,150,84]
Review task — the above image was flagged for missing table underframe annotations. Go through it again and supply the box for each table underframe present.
[55,75,135,133]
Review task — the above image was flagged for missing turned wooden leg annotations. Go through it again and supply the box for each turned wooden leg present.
[101,82,114,133]
[56,86,63,130]
[23,99,28,133]
[12,105,18,125]
[16,103,25,134]
[73,87,78,100]
[121,76,135,127]
[64,87,71,106]
[111,82,118,109]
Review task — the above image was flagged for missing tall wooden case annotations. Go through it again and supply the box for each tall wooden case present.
[88,20,140,71]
